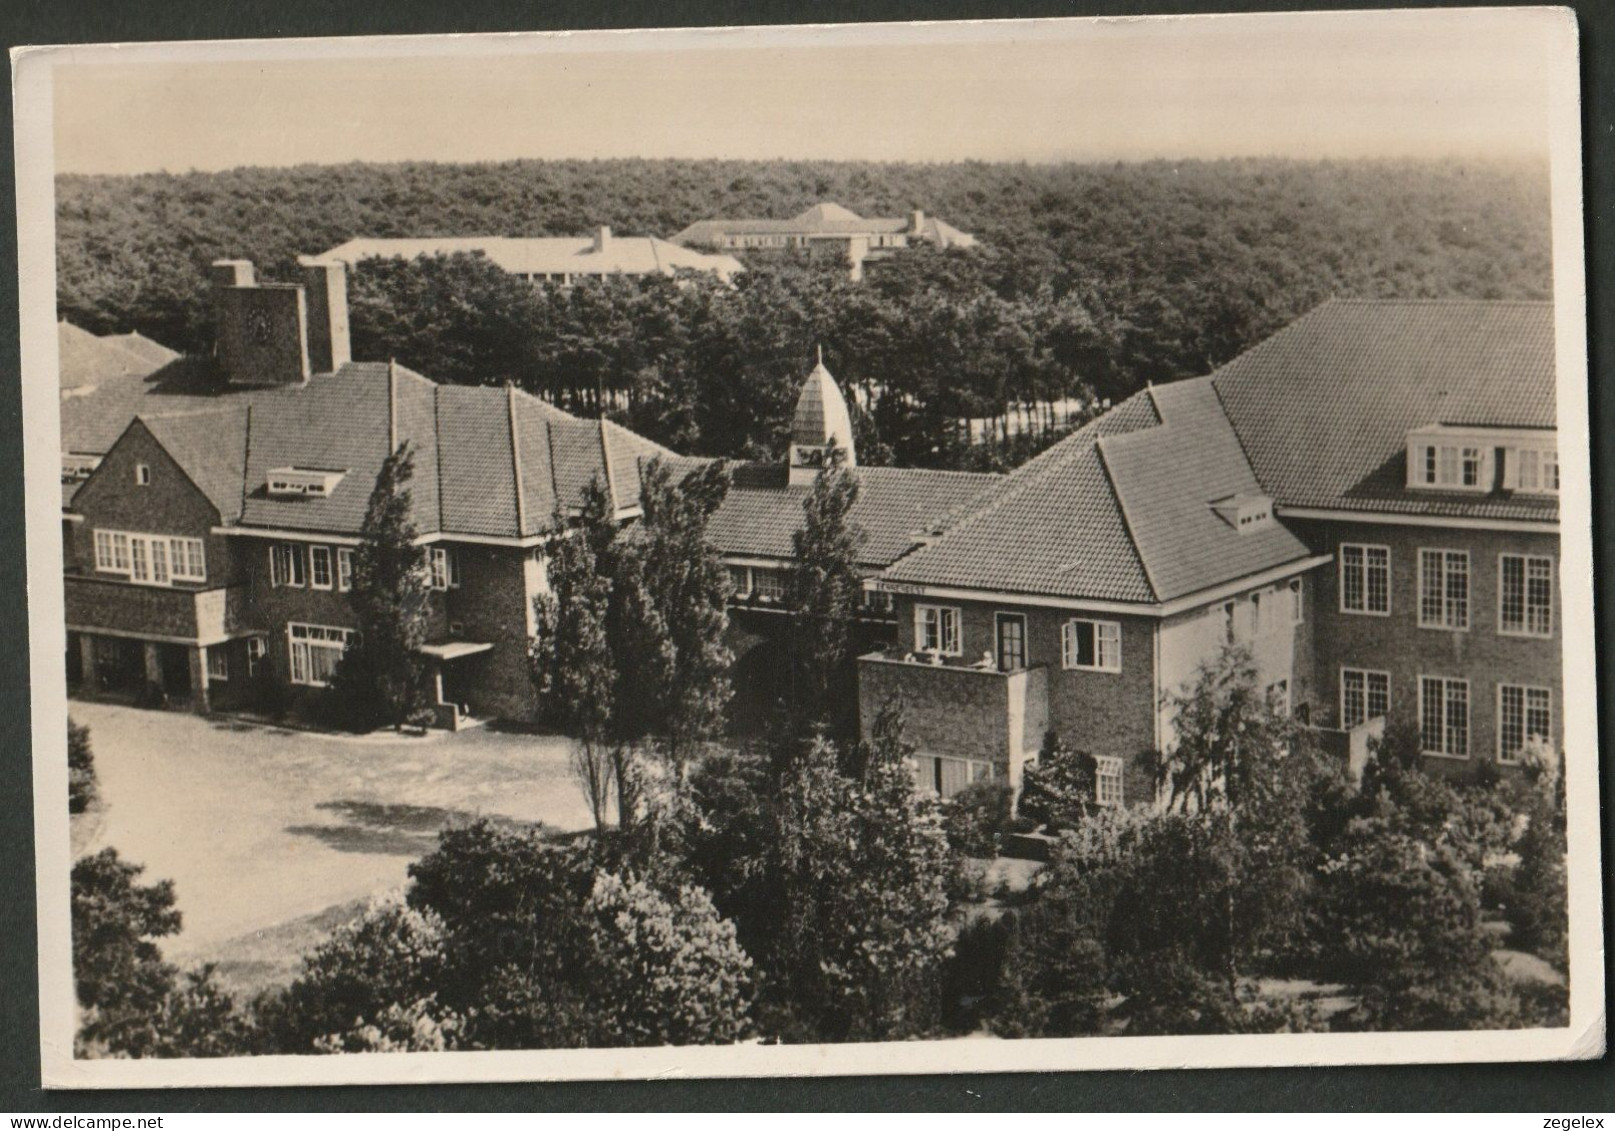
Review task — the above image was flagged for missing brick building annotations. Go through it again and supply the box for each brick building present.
[671,203,976,281]
[63,259,670,725]
[854,299,1561,800]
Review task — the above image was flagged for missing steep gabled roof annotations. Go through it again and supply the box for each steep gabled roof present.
[1211,299,1557,522]
[1098,379,1311,601]
[705,462,1002,570]
[140,408,251,522]
[58,321,178,393]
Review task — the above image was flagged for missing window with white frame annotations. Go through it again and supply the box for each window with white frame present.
[310,545,333,590]
[1499,554,1553,637]
[1340,668,1391,730]
[915,604,962,655]
[1509,447,1559,495]
[1498,685,1552,764]
[752,568,785,603]
[246,637,267,678]
[430,547,461,591]
[92,530,204,586]
[337,548,354,592]
[1062,618,1121,672]
[1340,544,1390,615]
[1420,676,1470,758]
[1094,756,1124,806]
[134,463,152,487]
[270,543,306,588]
[1289,577,1304,624]
[288,622,354,686]
[1418,549,1469,630]
[1410,440,1488,490]
[206,648,229,681]
[727,565,751,597]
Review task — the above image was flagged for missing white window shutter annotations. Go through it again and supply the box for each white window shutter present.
[1501,447,1519,490]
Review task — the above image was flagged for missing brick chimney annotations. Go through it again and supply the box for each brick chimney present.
[210,258,310,387]
[594,225,612,253]
[296,256,351,374]
[910,209,925,236]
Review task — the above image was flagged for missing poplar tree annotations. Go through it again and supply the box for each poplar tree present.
[783,444,865,732]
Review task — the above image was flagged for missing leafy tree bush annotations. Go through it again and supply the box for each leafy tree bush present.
[1016,732,1097,833]
[941,779,1015,859]
[68,718,97,814]
[401,821,753,1049]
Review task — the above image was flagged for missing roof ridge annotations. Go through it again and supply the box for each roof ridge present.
[1093,436,1164,602]
[433,385,446,534]
[508,384,528,536]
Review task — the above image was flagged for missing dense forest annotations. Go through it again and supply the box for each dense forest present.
[57,157,1551,467]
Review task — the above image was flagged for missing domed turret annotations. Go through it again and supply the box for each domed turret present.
[789,350,856,486]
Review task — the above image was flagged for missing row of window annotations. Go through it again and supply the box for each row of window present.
[268,544,462,592]
[204,637,267,683]
[93,530,207,586]
[913,605,1125,672]
[1339,545,1553,636]
[1408,439,1558,495]
[727,565,785,602]
[1339,665,1552,762]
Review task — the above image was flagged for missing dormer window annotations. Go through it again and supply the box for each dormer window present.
[61,453,101,483]
[1211,493,1272,533]
[267,466,346,498]
[1505,445,1559,496]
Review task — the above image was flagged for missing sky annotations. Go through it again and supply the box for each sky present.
[47,9,1565,175]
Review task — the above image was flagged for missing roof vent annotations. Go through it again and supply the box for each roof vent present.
[1212,493,1273,533]
[267,466,346,498]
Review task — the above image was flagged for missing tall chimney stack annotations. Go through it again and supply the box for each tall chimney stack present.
[210,258,311,387]
[910,209,925,237]
[296,256,351,374]
[594,225,612,253]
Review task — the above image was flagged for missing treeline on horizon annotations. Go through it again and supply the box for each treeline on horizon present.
[56,156,1552,468]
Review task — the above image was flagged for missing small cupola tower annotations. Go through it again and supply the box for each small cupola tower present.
[789,349,857,487]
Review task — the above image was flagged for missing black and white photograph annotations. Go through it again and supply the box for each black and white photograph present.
[10,7,1601,1088]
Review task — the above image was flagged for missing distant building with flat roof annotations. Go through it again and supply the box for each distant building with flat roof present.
[671,202,976,280]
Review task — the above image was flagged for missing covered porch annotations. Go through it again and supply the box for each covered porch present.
[418,639,495,730]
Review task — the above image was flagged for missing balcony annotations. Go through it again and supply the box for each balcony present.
[65,574,251,645]
[857,649,1048,784]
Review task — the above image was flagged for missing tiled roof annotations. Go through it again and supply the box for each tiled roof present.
[61,356,265,456]
[1211,299,1558,522]
[58,322,171,391]
[103,332,181,370]
[311,236,743,281]
[1098,380,1312,602]
[881,392,1163,602]
[140,408,250,522]
[705,462,1002,569]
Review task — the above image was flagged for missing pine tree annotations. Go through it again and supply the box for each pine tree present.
[344,442,432,730]
[783,444,866,732]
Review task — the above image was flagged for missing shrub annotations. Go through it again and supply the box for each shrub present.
[68,719,97,814]
[941,779,1014,858]
[1017,733,1097,834]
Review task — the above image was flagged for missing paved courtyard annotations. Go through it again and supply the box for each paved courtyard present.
[69,701,593,980]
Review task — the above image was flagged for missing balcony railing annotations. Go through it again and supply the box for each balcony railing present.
[64,573,251,645]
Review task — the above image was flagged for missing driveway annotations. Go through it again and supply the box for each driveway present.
[69,702,594,975]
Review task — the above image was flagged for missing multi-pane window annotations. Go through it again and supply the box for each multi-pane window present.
[337,548,354,592]
[270,543,307,588]
[93,530,204,586]
[1062,618,1121,672]
[1418,549,1469,630]
[1416,443,1486,489]
[430,547,462,591]
[1498,685,1552,764]
[1094,756,1124,806]
[727,566,751,597]
[752,568,785,602]
[1420,676,1470,758]
[1499,554,1553,637]
[1339,544,1390,615]
[915,604,961,655]
[1340,668,1390,729]
[288,623,354,687]
[310,545,333,590]
[1512,447,1559,495]
[206,648,229,681]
